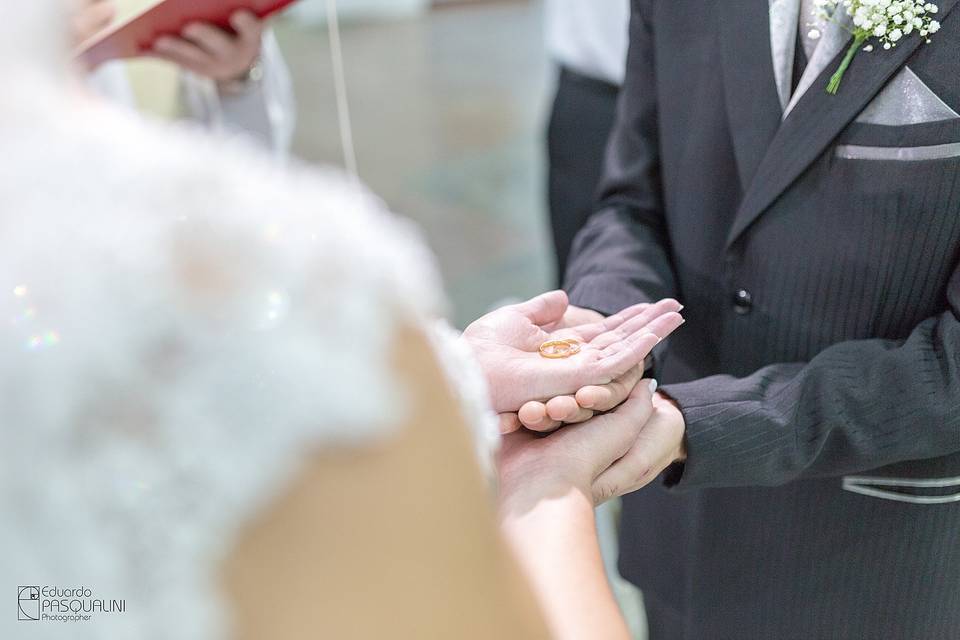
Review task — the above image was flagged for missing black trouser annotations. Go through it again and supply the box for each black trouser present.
[547,65,620,285]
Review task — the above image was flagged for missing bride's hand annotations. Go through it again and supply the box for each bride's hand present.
[497,383,659,640]
[462,291,683,414]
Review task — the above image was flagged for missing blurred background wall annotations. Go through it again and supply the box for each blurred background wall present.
[275,0,554,327]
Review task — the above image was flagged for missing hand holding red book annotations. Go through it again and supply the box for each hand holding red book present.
[76,0,298,68]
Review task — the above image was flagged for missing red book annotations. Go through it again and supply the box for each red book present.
[76,0,300,68]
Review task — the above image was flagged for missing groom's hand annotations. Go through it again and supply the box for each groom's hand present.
[498,379,661,512]
[591,391,687,501]
[498,380,687,509]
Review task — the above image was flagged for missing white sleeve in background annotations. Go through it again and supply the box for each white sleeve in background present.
[86,61,139,108]
[179,30,297,160]
[544,0,630,86]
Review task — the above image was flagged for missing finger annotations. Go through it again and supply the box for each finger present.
[595,312,684,378]
[518,401,547,426]
[512,290,569,327]
[591,298,680,341]
[181,22,236,59]
[589,332,660,383]
[152,36,214,70]
[588,298,683,349]
[230,10,265,48]
[498,413,521,435]
[563,302,650,341]
[518,401,561,432]
[576,365,644,411]
[592,395,678,500]
[587,299,680,349]
[643,311,687,341]
[545,395,595,423]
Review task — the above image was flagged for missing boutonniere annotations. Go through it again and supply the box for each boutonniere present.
[810,0,941,94]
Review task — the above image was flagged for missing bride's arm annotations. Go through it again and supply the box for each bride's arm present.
[494,383,659,640]
[220,324,549,639]
[499,491,631,640]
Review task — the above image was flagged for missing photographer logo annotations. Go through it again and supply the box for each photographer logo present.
[15,585,124,623]
[18,586,40,621]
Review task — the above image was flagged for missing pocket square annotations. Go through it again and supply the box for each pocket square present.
[856,66,960,126]
[836,142,960,161]
[842,475,960,505]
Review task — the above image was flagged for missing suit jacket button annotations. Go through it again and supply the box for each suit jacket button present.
[732,288,753,315]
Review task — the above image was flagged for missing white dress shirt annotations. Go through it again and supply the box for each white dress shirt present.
[545,0,630,86]
[88,31,296,158]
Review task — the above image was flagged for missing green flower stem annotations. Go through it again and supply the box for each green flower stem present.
[827,32,868,94]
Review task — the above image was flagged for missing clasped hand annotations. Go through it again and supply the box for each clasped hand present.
[462,291,688,507]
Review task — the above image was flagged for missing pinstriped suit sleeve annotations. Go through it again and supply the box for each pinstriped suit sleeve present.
[564,0,678,315]
[662,282,960,488]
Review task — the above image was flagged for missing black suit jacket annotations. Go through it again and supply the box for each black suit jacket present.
[566,2,960,638]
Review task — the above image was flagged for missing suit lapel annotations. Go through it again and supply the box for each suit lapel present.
[725,0,959,249]
[719,1,784,192]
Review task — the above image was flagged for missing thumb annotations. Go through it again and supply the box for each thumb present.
[513,290,569,327]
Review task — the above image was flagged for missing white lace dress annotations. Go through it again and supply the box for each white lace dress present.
[0,11,497,637]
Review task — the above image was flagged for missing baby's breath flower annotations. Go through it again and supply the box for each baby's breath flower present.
[817,0,940,94]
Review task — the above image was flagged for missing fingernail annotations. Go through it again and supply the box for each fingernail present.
[648,379,659,394]
[677,304,685,311]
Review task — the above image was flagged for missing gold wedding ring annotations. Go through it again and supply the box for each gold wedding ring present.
[539,338,582,359]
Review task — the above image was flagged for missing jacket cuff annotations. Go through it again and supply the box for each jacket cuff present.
[658,367,802,491]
